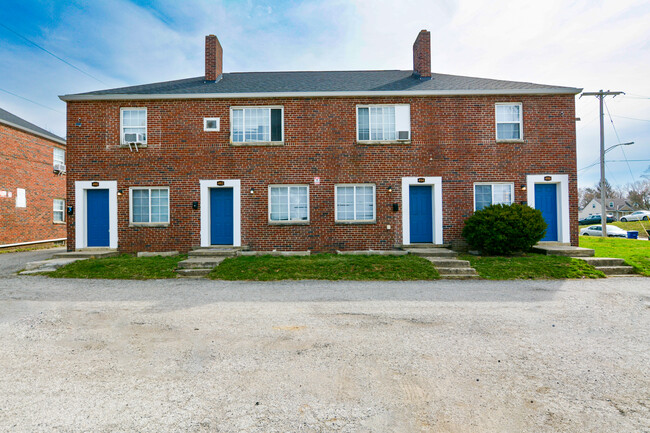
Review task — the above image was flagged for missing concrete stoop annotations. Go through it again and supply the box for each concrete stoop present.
[176,247,239,277]
[20,248,119,275]
[532,245,595,257]
[405,246,480,280]
[575,257,639,277]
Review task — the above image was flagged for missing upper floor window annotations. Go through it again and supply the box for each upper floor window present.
[53,148,65,167]
[204,117,220,131]
[121,108,147,144]
[231,107,283,143]
[269,185,308,222]
[357,105,410,142]
[495,103,522,140]
[53,199,65,222]
[336,184,375,222]
[130,187,169,224]
[474,183,513,211]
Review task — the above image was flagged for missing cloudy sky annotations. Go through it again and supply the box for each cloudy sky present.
[1,0,649,189]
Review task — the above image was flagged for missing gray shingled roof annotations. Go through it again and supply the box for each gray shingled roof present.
[0,107,65,144]
[60,70,581,100]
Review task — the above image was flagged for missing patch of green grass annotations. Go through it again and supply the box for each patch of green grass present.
[579,236,650,276]
[460,253,605,280]
[579,220,650,235]
[47,254,186,279]
[209,254,440,281]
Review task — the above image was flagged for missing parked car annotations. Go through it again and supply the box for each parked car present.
[580,225,628,237]
[619,210,650,222]
[578,214,615,225]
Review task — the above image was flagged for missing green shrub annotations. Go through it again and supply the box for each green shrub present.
[461,203,547,255]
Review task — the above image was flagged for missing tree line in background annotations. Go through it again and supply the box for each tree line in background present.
[579,178,650,210]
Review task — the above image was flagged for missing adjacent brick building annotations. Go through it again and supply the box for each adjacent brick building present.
[60,30,581,253]
[0,107,66,248]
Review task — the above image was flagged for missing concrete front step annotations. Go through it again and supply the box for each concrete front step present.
[532,245,595,257]
[177,257,225,269]
[188,248,239,257]
[176,268,212,277]
[577,257,626,267]
[404,243,452,249]
[440,274,481,280]
[427,258,471,268]
[436,267,479,276]
[405,248,457,258]
[52,249,119,259]
[241,251,311,256]
[597,266,636,275]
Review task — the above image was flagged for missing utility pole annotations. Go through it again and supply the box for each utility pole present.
[581,90,623,237]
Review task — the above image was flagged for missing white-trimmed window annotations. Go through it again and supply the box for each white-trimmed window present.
[53,199,65,222]
[231,107,283,143]
[130,187,169,224]
[53,148,65,167]
[474,183,514,211]
[269,185,309,222]
[204,117,220,131]
[121,108,147,144]
[357,105,410,142]
[495,103,522,140]
[335,184,375,222]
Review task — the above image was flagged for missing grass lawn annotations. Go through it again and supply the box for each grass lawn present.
[579,236,650,276]
[460,253,605,280]
[47,254,186,279]
[209,254,440,281]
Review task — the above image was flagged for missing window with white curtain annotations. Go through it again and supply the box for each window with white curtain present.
[121,108,147,144]
[335,184,375,221]
[495,103,522,140]
[357,105,410,142]
[231,107,283,143]
[474,183,514,211]
[269,186,308,222]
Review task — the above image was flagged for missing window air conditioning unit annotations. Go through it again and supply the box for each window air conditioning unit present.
[124,133,146,143]
[397,130,410,140]
[53,163,66,174]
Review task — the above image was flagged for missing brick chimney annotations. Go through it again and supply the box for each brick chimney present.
[205,34,223,82]
[413,30,431,80]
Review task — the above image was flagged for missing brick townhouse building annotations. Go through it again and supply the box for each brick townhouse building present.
[59,30,581,253]
[0,107,67,248]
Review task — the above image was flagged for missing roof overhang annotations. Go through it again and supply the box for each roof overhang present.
[0,119,66,145]
[59,87,583,102]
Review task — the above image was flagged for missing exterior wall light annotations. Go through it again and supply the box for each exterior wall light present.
[250,188,255,194]
[521,184,527,191]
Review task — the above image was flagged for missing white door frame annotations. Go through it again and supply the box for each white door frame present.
[200,179,241,247]
[526,174,570,243]
[401,176,443,245]
[74,181,118,249]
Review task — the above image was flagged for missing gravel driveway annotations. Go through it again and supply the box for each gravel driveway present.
[0,275,648,432]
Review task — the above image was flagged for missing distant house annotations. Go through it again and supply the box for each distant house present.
[0,107,66,248]
[59,31,581,253]
[578,198,635,221]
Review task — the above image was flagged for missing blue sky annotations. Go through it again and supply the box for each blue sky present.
[1,0,649,189]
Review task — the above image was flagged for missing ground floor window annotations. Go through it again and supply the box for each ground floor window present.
[53,199,65,222]
[335,184,375,221]
[269,185,309,222]
[474,183,513,211]
[130,187,169,224]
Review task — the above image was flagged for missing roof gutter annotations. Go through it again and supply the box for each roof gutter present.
[0,119,66,145]
[59,87,583,102]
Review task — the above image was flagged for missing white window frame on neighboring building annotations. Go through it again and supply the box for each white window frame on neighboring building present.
[356,104,410,143]
[204,117,220,131]
[120,107,147,144]
[495,103,523,141]
[268,185,309,223]
[473,182,515,211]
[230,106,284,144]
[53,147,65,167]
[129,187,170,226]
[335,184,376,223]
[53,199,65,223]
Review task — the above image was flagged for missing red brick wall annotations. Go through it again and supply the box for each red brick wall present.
[0,123,66,245]
[65,94,578,252]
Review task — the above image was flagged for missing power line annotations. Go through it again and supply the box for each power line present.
[613,115,650,122]
[604,100,635,183]
[0,87,64,113]
[0,22,107,85]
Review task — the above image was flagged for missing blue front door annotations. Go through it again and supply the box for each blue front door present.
[210,188,234,245]
[535,183,558,241]
[409,185,433,243]
[86,189,110,247]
